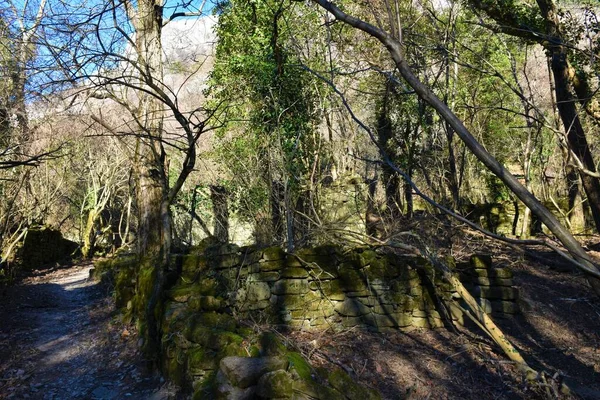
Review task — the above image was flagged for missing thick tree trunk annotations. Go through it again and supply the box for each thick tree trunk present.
[132,0,170,359]
[312,0,600,295]
[550,51,600,233]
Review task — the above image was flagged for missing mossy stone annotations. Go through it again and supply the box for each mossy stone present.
[314,244,341,255]
[359,250,378,267]
[328,368,381,400]
[272,279,309,295]
[239,247,263,264]
[285,254,302,267]
[258,332,287,356]
[273,291,322,311]
[188,328,244,351]
[260,260,285,272]
[473,286,518,300]
[187,346,219,373]
[162,302,190,335]
[192,370,218,400]
[470,254,493,269]
[305,255,339,278]
[262,246,286,261]
[365,257,399,280]
[169,279,219,301]
[256,370,294,398]
[163,346,187,386]
[219,356,289,388]
[248,346,261,357]
[338,268,368,293]
[474,277,513,286]
[310,280,345,301]
[181,255,207,280]
[281,267,309,278]
[286,352,312,381]
[292,380,346,400]
[246,282,272,302]
[211,253,241,269]
[335,298,370,317]
[249,272,280,282]
[188,295,223,312]
[185,313,239,345]
[373,312,412,328]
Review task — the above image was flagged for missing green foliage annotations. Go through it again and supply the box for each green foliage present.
[209,0,323,234]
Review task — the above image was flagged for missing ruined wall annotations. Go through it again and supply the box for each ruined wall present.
[167,245,518,331]
[94,244,519,399]
[19,227,79,269]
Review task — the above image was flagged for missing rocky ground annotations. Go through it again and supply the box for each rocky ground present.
[0,263,180,400]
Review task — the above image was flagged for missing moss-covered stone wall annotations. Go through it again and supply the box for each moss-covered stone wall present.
[93,244,519,399]
[164,245,518,331]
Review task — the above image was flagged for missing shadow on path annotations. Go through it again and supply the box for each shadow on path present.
[0,263,178,400]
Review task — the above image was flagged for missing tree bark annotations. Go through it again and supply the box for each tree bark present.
[548,45,600,233]
[210,185,229,243]
[131,0,171,359]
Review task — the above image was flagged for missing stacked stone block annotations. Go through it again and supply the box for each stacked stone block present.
[92,244,521,399]
[458,254,520,317]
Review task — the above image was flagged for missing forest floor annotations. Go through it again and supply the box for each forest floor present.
[0,263,180,400]
[1,234,599,400]
[277,228,600,400]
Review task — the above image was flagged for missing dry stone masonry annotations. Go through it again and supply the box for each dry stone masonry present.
[93,243,519,399]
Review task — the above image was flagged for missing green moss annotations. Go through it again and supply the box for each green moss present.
[162,345,187,386]
[338,268,368,293]
[192,371,218,400]
[168,278,219,301]
[313,244,341,256]
[248,345,261,357]
[292,380,346,400]
[256,370,294,398]
[181,255,207,280]
[470,254,493,269]
[262,246,286,261]
[328,368,381,400]
[286,352,312,381]
[185,317,244,349]
[161,302,190,335]
[358,250,378,267]
[258,332,287,356]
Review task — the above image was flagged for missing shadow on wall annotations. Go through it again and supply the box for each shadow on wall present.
[92,241,526,399]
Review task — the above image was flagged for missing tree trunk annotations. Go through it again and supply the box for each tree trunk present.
[377,84,403,218]
[211,185,229,243]
[549,50,600,233]
[270,179,285,244]
[132,0,170,359]
[566,166,586,232]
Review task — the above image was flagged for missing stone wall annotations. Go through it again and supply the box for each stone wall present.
[168,245,518,332]
[93,244,519,399]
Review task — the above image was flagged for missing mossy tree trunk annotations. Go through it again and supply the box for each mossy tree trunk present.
[129,0,171,359]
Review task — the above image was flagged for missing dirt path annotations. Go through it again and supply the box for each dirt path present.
[0,264,179,400]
